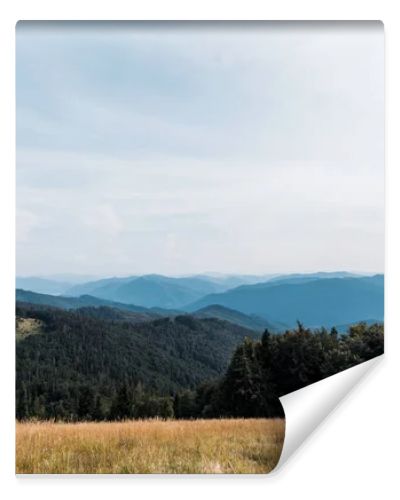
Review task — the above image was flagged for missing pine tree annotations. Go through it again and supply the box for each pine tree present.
[110,384,132,420]
[16,382,29,420]
[220,338,263,417]
[77,385,95,420]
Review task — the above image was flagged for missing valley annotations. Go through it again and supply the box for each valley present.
[15,272,384,474]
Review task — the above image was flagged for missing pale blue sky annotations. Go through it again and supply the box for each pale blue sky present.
[16,22,384,277]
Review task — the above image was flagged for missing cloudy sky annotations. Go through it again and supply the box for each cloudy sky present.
[16,22,384,277]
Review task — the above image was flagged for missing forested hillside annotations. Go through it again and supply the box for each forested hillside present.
[190,322,384,418]
[17,289,162,315]
[193,305,282,332]
[16,302,383,421]
[16,303,257,420]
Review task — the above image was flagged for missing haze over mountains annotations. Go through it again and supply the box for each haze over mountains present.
[186,275,383,328]
[65,275,229,309]
[16,275,97,295]
[16,271,383,332]
[16,277,73,295]
[16,289,165,324]
[16,274,269,304]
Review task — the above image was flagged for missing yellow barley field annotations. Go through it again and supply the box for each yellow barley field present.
[16,418,285,474]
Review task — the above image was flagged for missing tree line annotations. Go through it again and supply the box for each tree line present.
[178,321,383,419]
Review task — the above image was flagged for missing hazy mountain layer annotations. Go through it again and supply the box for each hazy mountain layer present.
[65,274,230,309]
[193,305,284,332]
[16,289,164,319]
[16,277,72,295]
[186,275,384,328]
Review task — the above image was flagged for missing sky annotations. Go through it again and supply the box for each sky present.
[16,21,384,277]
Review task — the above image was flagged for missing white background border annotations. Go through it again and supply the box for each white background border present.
[1,1,399,498]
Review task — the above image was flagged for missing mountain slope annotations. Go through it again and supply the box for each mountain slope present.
[259,271,363,287]
[16,289,165,320]
[65,274,227,309]
[193,305,284,332]
[16,304,258,397]
[191,273,277,289]
[16,277,72,295]
[186,275,384,328]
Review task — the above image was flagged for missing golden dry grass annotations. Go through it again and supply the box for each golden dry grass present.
[16,418,285,474]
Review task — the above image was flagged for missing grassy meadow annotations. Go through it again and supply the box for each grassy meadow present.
[16,418,285,474]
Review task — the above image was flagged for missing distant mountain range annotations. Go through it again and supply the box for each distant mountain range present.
[16,275,97,295]
[15,277,72,295]
[15,289,165,321]
[193,305,285,332]
[16,289,284,331]
[186,275,384,328]
[16,288,148,311]
[14,272,295,300]
[261,271,362,286]
[64,273,295,309]
[17,271,370,305]
[16,271,383,332]
[64,274,229,309]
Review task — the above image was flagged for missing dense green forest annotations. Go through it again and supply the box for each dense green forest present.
[16,303,258,420]
[189,321,383,419]
[16,303,383,421]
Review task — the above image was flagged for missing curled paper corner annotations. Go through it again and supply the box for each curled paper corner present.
[274,355,383,471]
